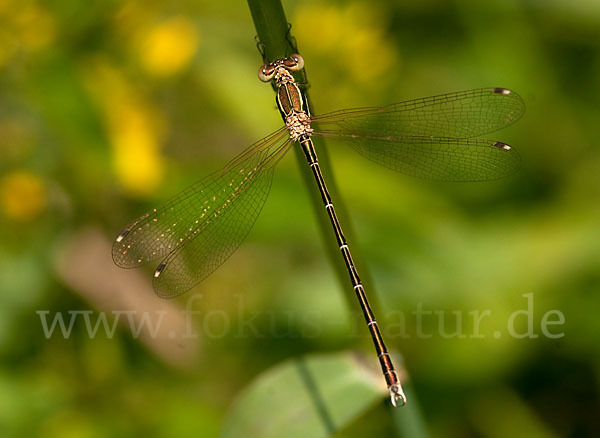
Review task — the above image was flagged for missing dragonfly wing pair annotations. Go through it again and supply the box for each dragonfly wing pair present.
[311,87,524,181]
[113,88,524,297]
[112,128,291,297]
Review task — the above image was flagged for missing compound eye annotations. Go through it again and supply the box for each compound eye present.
[258,64,275,82]
[286,54,304,72]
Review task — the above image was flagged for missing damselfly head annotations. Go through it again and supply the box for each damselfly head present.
[258,54,304,82]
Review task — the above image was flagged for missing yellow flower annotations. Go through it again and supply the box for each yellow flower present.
[110,103,165,196]
[293,3,397,82]
[81,58,166,197]
[140,16,199,77]
[0,170,46,221]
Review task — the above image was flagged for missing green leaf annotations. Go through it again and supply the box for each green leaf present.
[222,351,386,438]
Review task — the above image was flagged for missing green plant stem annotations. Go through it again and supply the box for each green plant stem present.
[246,3,429,435]
[246,0,380,339]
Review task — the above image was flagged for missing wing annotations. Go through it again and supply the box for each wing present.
[311,88,523,181]
[312,88,525,139]
[112,127,292,297]
[312,134,520,181]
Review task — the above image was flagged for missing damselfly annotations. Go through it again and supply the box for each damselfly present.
[113,54,524,407]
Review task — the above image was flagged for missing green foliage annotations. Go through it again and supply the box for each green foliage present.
[0,0,599,436]
[222,352,385,437]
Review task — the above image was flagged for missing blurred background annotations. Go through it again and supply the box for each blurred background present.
[1,0,599,436]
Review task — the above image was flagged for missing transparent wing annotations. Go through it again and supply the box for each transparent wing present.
[152,162,280,297]
[312,88,525,139]
[112,128,291,297]
[313,134,520,181]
